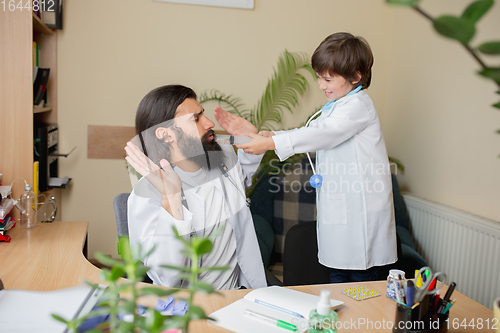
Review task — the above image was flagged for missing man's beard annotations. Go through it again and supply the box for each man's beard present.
[176,128,224,170]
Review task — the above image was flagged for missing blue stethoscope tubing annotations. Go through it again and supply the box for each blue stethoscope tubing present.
[305,85,363,189]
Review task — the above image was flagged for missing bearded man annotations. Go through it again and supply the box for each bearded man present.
[125,85,267,290]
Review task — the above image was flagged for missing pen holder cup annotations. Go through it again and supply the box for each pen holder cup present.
[494,297,500,333]
[393,303,449,333]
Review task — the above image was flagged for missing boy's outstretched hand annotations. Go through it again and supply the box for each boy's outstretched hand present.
[214,106,257,136]
[236,132,276,155]
[214,106,276,155]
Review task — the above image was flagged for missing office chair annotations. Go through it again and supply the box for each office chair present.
[282,221,331,286]
[113,192,153,284]
[113,193,130,239]
[283,220,405,285]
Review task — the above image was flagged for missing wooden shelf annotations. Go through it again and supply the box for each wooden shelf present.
[32,13,53,35]
[0,10,60,221]
[33,106,52,114]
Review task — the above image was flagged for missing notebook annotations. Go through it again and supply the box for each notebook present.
[0,284,106,333]
[208,286,343,333]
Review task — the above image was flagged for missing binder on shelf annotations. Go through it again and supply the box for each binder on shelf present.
[33,161,39,196]
[41,0,63,30]
[36,43,40,66]
[33,66,38,84]
[32,41,37,67]
[33,67,50,106]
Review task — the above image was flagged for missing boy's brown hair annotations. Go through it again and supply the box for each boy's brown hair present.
[311,32,374,89]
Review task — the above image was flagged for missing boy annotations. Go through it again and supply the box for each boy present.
[216,32,397,283]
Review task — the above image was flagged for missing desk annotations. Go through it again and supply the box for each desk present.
[0,221,101,290]
[0,222,495,332]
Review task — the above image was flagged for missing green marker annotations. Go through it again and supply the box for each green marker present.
[244,309,297,331]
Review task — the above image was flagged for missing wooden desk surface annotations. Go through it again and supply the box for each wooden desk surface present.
[0,222,495,332]
[0,221,101,291]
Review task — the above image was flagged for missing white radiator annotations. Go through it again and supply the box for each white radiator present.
[403,193,500,310]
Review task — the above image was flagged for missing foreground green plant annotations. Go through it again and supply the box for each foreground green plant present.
[52,228,227,333]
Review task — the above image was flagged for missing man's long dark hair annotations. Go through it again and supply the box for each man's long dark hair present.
[135,85,197,136]
[135,85,197,162]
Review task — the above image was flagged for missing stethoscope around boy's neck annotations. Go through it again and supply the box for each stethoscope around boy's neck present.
[306,85,363,189]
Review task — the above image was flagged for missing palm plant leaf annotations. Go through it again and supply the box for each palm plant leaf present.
[197,89,251,120]
[252,50,316,131]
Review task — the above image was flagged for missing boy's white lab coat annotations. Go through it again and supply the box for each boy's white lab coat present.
[128,146,267,289]
[273,90,397,269]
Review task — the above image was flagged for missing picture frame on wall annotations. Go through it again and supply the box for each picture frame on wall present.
[153,0,254,10]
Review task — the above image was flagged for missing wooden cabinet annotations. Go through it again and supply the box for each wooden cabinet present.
[0,10,59,220]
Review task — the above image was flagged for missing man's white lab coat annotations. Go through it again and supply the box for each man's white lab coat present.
[128,145,267,288]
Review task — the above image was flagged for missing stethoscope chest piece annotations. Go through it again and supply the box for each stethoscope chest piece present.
[309,174,323,188]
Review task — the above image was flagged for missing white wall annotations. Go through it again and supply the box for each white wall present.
[383,0,500,223]
[57,0,499,260]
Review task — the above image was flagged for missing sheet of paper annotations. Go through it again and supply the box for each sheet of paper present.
[244,286,343,319]
[0,284,105,333]
[209,298,309,333]
[208,286,343,333]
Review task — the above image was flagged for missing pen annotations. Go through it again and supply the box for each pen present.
[393,279,402,303]
[442,298,456,314]
[406,280,415,306]
[254,299,304,318]
[397,274,407,305]
[394,298,408,307]
[434,289,441,312]
[244,309,297,332]
[438,282,456,313]
[442,282,456,304]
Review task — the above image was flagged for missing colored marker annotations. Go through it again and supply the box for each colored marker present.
[442,298,456,314]
[244,309,297,331]
[434,289,441,312]
[438,282,456,313]
[254,299,304,318]
[442,282,456,304]
[415,270,423,288]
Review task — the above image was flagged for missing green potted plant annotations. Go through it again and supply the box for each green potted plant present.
[52,228,227,333]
